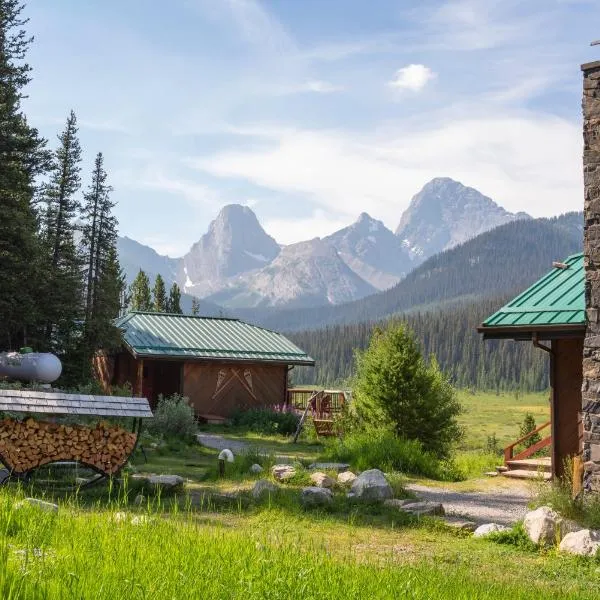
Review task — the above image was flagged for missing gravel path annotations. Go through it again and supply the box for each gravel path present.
[196,433,250,453]
[406,482,533,526]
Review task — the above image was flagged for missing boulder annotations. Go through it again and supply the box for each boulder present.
[523,506,577,546]
[271,465,296,481]
[130,515,150,526]
[401,501,445,517]
[15,498,58,513]
[300,486,333,507]
[350,469,393,501]
[250,463,264,474]
[147,474,185,490]
[473,523,510,538]
[310,472,335,488]
[337,471,357,486]
[309,462,350,472]
[252,479,279,500]
[113,512,128,523]
[559,529,600,556]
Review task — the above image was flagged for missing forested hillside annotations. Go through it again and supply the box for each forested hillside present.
[288,296,549,391]
[241,213,582,332]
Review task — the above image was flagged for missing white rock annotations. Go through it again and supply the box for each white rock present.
[130,515,149,526]
[384,499,413,509]
[350,469,393,501]
[523,506,575,546]
[218,449,234,463]
[559,529,600,556]
[300,486,333,507]
[15,498,58,513]
[252,479,279,500]
[271,464,296,481]
[337,471,357,486]
[250,463,264,474]
[473,523,510,538]
[310,472,335,488]
[113,511,128,523]
[401,501,445,517]
[147,474,184,489]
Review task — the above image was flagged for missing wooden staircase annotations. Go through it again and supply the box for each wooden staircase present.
[497,420,552,480]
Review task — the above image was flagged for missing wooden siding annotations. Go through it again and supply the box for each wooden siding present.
[551,338,583,477]
[183,362,287,418]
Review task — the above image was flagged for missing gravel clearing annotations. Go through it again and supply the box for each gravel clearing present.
[196,433,249,453]
[406,482,533,526]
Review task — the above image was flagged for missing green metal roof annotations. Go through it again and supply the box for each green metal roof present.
[115,312,315,365]
[481,253,585,331]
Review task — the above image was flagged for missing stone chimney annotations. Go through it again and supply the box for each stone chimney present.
[582,60,600,492]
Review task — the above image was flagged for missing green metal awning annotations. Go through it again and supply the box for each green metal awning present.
[479,253,585,339]
[115,312,315,366]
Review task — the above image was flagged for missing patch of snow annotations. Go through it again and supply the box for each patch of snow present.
[245,250,270,262]
[183,266,194,289]
[369,221,380,233]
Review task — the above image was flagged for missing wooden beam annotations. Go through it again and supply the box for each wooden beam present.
[136,359,144,398]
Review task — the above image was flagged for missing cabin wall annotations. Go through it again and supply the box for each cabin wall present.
[582,60,600,492]
[182,362,287,418]
[552,339,583,478]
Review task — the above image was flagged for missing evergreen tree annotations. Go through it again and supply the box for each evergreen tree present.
[352,322,462,459]
[129,270,152,311]
[81,152,115,323]
[0,0,49,349]
[167,283,182,314]
[191,297,200,316]
[152,274,167,312]
[519,413,541,448]
[40,110,83,350]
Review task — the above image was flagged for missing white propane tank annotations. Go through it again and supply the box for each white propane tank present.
[0,351,62,384]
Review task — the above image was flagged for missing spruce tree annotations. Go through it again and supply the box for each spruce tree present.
[40,110,83,350]
[129,270,152,311]
[191,297,200,316]
[0,0,49,349]
[167,283,182,314]
[153,274,167,312]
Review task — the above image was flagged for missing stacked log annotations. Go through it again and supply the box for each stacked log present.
[0,418,137,475]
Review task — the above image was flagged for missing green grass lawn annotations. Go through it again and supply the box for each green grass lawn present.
[1,485,598,600]
[456,389,550,451]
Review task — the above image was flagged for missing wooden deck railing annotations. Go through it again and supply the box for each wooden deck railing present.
[504,420,552,463]
[287,388,349,414]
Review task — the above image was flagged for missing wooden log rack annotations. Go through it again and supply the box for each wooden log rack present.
[0,389,152,487]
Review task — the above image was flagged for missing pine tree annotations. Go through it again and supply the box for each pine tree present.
[153,274,167,312]
[129,270,152,311]
[0,0,49,349]
[40,110,83,350]
[167,283,182,314]
[191,297,200,316]
[519,413,541,449]
[81,152,117,323]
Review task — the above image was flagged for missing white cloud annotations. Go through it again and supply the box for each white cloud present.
[191,113,582,240]
[302,80,344,93]
[388,64,436,92]
[263,210,351,245]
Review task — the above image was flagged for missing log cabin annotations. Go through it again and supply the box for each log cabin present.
[478,253,584,479]
[94,312,315,420]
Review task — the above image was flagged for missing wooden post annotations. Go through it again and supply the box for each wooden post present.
[136,359,144,398]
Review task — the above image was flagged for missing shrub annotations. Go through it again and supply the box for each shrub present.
[322,429,459,480]
[352,322,462,459]
[519,413,541,448]
[230,406,299,436]
[146,393,197,441]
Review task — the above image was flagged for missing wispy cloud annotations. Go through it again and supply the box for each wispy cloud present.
[388,64,436,92]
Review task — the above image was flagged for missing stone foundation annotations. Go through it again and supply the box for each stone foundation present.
[582,60,600,492]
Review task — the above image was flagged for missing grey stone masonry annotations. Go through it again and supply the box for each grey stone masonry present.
[582,61,600,492]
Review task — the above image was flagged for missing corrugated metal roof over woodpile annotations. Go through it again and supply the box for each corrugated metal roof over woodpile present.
[481,253,585,332]
[115,312,315,365]
[0,389,153,418]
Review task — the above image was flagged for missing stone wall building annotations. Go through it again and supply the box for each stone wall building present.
[582,60,600,492]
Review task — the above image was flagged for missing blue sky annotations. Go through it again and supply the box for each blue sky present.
[24,0,600,256]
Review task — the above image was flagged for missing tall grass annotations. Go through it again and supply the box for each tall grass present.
[0,487,593,600]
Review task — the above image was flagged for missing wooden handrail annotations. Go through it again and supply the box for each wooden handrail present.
[511,435,552,462]
[504,420,551,463]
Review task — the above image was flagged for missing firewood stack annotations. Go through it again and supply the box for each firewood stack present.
[0,417,137,475]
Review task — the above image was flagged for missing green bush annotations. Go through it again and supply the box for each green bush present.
[146,393,197,441]
[230,407,299,436]
[322,429,460,480]
[352,321,462,459]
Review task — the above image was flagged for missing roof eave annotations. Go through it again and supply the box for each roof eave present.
[477,323,586,340]
[127,349,315,366]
